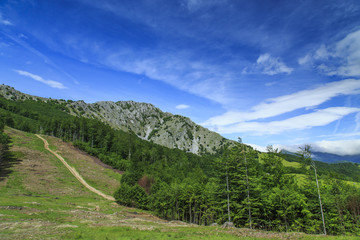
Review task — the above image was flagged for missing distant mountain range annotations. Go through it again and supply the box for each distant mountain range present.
[0,84,234,155]
[312,151,360,164]
[281,149,360,164]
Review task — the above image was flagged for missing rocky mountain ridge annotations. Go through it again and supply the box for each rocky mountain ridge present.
[0,84,233,154]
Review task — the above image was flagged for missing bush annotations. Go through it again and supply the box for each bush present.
[114,183,149,209]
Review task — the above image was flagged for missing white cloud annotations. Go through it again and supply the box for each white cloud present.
[334,30,360,76]
[317,64,338,76]
[182,0,226,12]
[265,81,276,87]
[14,70,66,89]
[272,139,360,156]
[355,112,360,132]
[176,104,190,109]
[276,144,301,154]
[203,79,360,126]
[299,29,360,77]
[214,107,360,135]
[317,132,360,140]
[254,53,293,75]
[312,139,360,156]
[248,143,267,152]
[105,49,234,105]
[5,32,79,85]
[298,54,311,65]
[314,44,329,60]
[0,13,12,26]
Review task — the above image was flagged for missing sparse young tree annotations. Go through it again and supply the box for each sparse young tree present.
[299,144,326,235]
[242,144,252,229]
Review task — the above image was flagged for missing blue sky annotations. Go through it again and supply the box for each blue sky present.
[1,0,360,155]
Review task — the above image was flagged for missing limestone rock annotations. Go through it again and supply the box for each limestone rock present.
[0,84,235,154]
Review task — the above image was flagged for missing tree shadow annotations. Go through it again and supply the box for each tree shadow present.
[0,150,20,181]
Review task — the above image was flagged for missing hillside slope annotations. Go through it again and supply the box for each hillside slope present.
[35,134,115,201]
[0,128,336,240]
[0,84,233,154]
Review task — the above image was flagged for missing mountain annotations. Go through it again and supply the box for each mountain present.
[0,84,233,154]
[281,149,360,164]
[312,151,360,164]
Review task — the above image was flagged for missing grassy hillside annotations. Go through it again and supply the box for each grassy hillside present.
[281,152,360,182]
[0,128,356,239]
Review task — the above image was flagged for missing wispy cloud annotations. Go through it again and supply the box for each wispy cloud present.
[298,54,311,65]
[265,81,277,87]
[0,13,12,26]
[335,30,360,76]
[14,70,66,89]
[182,0,226,12]
[256,54,293,75]
[213,107,360,135]
[299,29,360,77]
[317,132,360,140]
[243,54,293,75]
[203,79,360,126]
[105,49,235,105]
[4,33,80,85]
[176,104,190,109]
[355,112,360,132]
[64,1,296,106]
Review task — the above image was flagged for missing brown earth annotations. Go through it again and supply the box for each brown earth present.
[35,134,115,201]
[37,133,122,196]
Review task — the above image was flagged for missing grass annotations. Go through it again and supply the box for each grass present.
[344,180,360,188]
[0,127,358,239]
[62,226,247,240]
[281,159,302,168]
[44,135,122,196]
[287,173,308,186]
[258,154,302,169]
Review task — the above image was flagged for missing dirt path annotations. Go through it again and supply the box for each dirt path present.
[35,134,115,201]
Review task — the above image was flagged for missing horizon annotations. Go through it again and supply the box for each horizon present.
[0,0,360,156]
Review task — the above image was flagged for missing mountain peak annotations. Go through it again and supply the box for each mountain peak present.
[0,84,233,154]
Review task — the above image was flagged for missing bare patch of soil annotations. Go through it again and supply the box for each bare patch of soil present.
[50,137,123,174]
[36,134,115,201]
[43,136,122,196]
[41,136,121,195]
[11,144,90,196]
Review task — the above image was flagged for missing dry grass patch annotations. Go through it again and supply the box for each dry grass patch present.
[44,136,121,196]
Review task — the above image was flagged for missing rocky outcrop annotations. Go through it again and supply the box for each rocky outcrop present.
[0,84,234,154]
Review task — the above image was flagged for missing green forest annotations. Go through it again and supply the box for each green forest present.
[0,96,359,236]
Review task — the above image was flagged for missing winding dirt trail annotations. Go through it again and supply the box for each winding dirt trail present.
[35,134,115,201]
